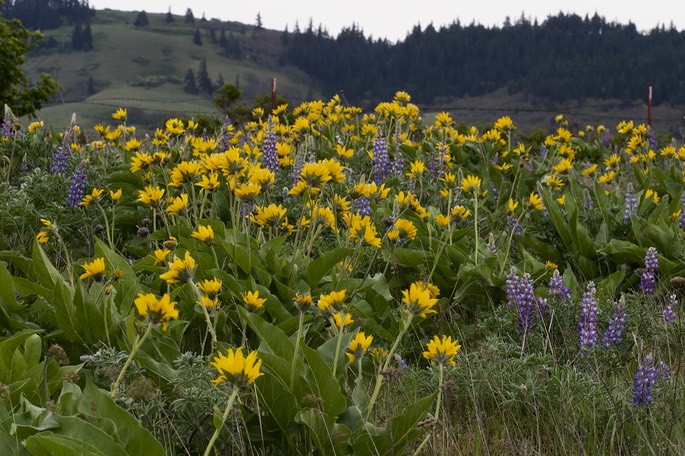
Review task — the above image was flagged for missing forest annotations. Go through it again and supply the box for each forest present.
[282,13,685,106]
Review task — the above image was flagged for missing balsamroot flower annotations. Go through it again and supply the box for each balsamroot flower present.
[317,290,347,314]
[160,251,196,284]
[134,293,179,331]
[346,332,373,363]
[402,281,438,319]
[191,224,215,243]
[198,278,222,300]
[242,290,266,311]
[210,347,264,389]
[79,257,106,281]
[423,335,461,366]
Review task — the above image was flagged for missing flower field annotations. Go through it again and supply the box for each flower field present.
[1,94,685,455]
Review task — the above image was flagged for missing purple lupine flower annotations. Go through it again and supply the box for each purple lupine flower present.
[640,247,659,294]
[583,189,594,212]
[372,135,390,183]
[633,355,657,406]
[1,111,14,139]
[578,282,599,350]
[679,192,685,230]
[647,127,658,151]
[51,126,73,174]
[354,196,372,216]
[539,145,547,158]
[602,297,627,348]
[602,129,611,148]
[262,123,279,173]
[391,150,404,177]
[219,117,233,149]
[51,146,70,174]
[66,162,87,208]
[640,270,656,295]
[657,361,670,381]
[506,267,537,334]
[548,269,572,301]
[507,215,523,236]
[662,294,677,324]
[624,183,638,222]
[644,247,659,271]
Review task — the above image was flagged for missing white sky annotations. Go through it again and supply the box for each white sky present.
[91,0,684,42]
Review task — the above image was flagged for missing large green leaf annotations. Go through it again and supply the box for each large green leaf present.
[254,369,300,435]
[23,433,109,456]
[301,247,353,287]
[352,392,436,455]
[296,408,351,456]
[301,345,348,418]
[78,379,165,456]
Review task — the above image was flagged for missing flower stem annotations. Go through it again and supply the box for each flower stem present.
[203,387,239,456]
[331,311,345,377]
[190,281,218,354]
[110,323,153,398]
[365,315,411,420]
[412,363,444,456]
[290,310,305,390]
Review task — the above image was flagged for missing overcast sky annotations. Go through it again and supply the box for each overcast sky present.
[91,0,685,42]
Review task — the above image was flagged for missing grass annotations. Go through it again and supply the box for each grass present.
[24,9,315,130]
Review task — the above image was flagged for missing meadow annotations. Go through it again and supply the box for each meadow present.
[1,93,685,455]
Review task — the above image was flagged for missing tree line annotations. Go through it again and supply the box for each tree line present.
[2,0,93,30]
[281,13,685,106]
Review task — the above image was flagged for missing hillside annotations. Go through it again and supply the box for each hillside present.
[20,8,685,135]
[23,9,316,130]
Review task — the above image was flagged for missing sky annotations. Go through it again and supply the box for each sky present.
[90,0,685,42]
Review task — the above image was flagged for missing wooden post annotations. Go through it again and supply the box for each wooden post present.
[271,78,277,113]
[648,86,652,128]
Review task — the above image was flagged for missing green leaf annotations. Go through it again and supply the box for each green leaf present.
[241,309,295,361]
[296,408,351,456]
[23,433,109,456]
[0,330,40,385]
[78,378,165,456]
[301,247,353,287]
[45,416,129,456]
[255,373,300,434]
[301,345,348,418]
[352,392,436,455]
[541,189,573,250]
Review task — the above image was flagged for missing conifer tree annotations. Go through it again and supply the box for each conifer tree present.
[183,68,198,94]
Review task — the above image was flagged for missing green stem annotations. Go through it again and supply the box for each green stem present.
[190,281,218,354]
[203,387,240,456]
[331,311,345,377]
[97,203,113,250]
[365,315,411,420]
[473,193,479,267]
[111,323,154,398]
[290,310,305,390]
[412,364,444,456]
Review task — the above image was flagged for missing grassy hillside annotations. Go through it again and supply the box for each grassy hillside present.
[23,9,315,130]
[22,9,685,136]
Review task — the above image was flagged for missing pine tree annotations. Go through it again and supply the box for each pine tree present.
[256,12,263,29]
[71,22,83,50]
[193,28,203,45]
[87,76,96,95]
[197,58,213,94]
[165,7,174,23]
[83,22,93,51]
[209,28,217,44]
[183,68,198,94]
[133,11,149,27]
[219,28,227,47]
[184,8,195,24]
